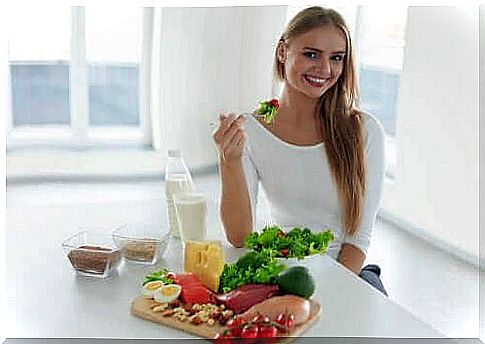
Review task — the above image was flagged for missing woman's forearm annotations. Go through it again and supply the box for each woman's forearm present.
[219,158,253,247]
[337,243,365,274]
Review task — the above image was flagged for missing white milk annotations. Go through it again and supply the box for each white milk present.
[173,193,208,242]
[165,174,193,238]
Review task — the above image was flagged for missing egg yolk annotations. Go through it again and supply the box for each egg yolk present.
[162,286,178,296]
[147,282,162,290]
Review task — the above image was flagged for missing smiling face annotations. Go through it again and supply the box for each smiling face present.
[277,25,347,100]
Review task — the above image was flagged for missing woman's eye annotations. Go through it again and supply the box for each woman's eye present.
[331,54,345,62]
[303,51,317,59]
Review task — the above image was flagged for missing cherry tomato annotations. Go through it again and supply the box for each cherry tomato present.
[269,98,279,109]
[241,324,259,339]
[227,317,245,328]
[279,248,289,257]
[252,314,264,323]
[259,325,277,338]
[213,331,233,344]
[257,324,278,344]
[275,313,286,326]
[227,317,245,337]
[285,314,295,329]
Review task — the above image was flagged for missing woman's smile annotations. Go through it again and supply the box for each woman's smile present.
[302,74,331,88]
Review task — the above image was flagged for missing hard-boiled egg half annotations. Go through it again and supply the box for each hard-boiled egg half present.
[141,281,164,298]
[154,284,182,303]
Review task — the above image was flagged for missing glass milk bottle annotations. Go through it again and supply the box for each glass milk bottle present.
[164,149,195,238]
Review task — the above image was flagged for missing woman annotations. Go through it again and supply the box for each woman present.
[213,6,387,295]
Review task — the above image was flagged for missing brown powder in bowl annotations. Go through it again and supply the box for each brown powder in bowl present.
[121,240,157,262]
[68,245,121,275]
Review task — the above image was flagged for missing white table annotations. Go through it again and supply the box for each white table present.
[6,199,446,340]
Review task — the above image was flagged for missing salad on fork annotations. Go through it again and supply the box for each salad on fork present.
[210,98,280,126]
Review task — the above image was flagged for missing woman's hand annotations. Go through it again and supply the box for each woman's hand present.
[213,112,252,247]
[212,112,247,162]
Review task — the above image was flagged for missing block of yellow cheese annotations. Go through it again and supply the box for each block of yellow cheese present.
[184,240,225,292]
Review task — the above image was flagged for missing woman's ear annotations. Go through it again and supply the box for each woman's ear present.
[277,41,286,64]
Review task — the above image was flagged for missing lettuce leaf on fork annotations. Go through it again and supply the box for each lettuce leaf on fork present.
[256,98,279,124]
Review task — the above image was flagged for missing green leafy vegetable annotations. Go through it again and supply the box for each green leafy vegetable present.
[256,98,279,124]
[219,251,286,293]
[243,225,335,260]
[142,268,174,286]
[235,251,268,271]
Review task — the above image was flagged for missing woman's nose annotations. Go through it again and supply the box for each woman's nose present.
[318,59,332,77]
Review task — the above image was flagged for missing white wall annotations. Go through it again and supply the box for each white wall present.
[480,4,485,338]
[381,7,479,262]
[150,6,287,169]
[239,6,288,109]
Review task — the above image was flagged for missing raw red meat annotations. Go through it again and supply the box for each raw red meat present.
[214,284,280,314]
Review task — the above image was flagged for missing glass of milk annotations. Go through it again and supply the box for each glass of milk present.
[173,192,208,242]
[164,149,195,239]
[165,174,194,238]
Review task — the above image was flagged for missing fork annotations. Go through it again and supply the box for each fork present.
[209,112,265,127]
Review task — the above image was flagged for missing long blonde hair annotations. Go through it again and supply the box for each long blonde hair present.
[274,6,365,236]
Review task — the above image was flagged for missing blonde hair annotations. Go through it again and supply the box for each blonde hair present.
[274,6,365,236]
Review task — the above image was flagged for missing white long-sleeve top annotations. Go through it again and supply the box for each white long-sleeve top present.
[241,112,386,260]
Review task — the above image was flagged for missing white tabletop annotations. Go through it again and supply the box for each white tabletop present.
[6,199,445,339]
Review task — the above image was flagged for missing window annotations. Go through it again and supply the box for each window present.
[85,6,142,127]
[357,5,408,179]
[8,4,71,127]
[7,5,150,150]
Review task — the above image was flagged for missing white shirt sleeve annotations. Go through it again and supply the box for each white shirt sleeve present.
[342,114,386,255]
[241,142,260,226]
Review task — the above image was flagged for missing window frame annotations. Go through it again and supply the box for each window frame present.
[6,6,153,151]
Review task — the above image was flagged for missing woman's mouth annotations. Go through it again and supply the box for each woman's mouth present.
[303,74,328,88]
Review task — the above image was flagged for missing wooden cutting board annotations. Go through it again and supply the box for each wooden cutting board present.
[131,295,322,342]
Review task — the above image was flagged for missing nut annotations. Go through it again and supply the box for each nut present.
[152,304,168,312]
[222,310,234,317]
[174,307,188,315]
[161,309,175,317]
[190,315,203,325]
[209,311,221,319]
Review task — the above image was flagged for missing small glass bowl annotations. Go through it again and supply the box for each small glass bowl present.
[112,223,169,265]
[62,230,122,278]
